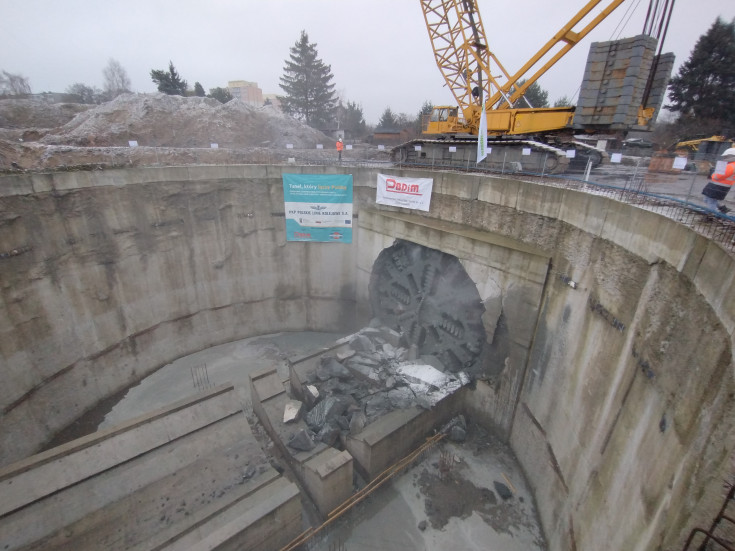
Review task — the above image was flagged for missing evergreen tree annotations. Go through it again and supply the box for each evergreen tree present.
[514,79,549,108]
[553,95,574,107]
[416,100,434,132]
[378,107,397,129]
[150,61,188,96]
[193,82,206,97]
[667,18,735,129]
[279,30,337,127]
[208,87,232,104]
[342,100,366,138]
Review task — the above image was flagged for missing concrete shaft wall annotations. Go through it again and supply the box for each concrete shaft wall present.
[1,165,733,551]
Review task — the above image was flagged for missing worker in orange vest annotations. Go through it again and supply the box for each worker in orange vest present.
[336,138,344,162]
[702,148,735,213]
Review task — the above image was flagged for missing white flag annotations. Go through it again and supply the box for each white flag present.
[477,93,488,163]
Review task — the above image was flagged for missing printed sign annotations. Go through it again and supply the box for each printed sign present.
[522,147,532,156]
[376,173,433,212]
[283,174,353,243]
[565,149,576,158]
[672,156,688,170]
[610,153,622,163]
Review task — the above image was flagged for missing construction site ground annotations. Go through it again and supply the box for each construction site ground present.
[86,332,547,550]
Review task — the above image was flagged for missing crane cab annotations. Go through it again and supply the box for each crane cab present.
[423,106,468,135]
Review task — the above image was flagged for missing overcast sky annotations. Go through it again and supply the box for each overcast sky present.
[2,0,734,125]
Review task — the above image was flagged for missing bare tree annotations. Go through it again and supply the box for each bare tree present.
[102,58,131,99]
[0,70,31,96]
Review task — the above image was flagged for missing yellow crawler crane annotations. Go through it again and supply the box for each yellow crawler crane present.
[393,0,674,173]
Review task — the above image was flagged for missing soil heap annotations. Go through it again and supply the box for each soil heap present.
[0,93,378,171]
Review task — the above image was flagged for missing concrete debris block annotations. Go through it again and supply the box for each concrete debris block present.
[288,429,316,452]
[407,344,419,360]
[378,327,402,347]
[349,411,367,434]
[442,414,467,435]
[365,393,391,419]
[316,357,351,381]
[382,343,396,356]
[384,375,396,389]
[336,349,356,363]
[306,396,353,432]
[419,354,446,373]
[349,334,375,353]
[317,423,340,446]
[494,481,513,500]
[335,415,351,431]
[388,387,414,409]
[304,384,320,408]
[283,400,304,424]
[350,353,380,366]
[346,361,381,384]
[242,465,257,480]
[396,362,453,390]
[449,426,467,442]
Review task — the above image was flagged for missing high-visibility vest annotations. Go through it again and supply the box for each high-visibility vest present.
[336,141,343,151]
[712,161,735,186]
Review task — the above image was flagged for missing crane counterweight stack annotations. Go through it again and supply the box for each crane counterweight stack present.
[393,0,675,174]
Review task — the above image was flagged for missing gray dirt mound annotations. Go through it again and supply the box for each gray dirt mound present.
[39,93,332,149]
[0,99,92,129]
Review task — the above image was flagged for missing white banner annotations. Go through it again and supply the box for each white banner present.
[477,92,488,163]
[376,173,434,211]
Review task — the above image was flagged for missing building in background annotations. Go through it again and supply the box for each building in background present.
[227,80,263,106]
[263,94,281,111]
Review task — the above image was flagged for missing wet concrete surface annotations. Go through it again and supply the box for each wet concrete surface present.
[317,423,546,551]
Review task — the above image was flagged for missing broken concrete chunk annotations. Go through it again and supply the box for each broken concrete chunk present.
[303,384,320,408]
[349,334,375,353]
[283,400,304,424]
[306,384,319,400]
[449,425,467,442]
[396,362,454,390]
[379,327,402,346]
[365,392,391,418]
[316,357,351,381]
[305,396,353,432]
[349,411,367,434]
[419,354,446,373]
[317,423,340,446]
[388,387,414,409]
[336,349,356,363]
[287,429,315,452]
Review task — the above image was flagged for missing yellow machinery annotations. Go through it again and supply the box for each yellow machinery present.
[394,0,674,172]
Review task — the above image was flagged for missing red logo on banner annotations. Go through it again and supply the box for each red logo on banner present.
[386,178,421,195]
[329,231,343,240]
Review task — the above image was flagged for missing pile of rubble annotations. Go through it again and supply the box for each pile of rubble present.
[284,325,470,452]
[0,93,392,172]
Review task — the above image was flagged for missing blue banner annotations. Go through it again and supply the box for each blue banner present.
[283,173,353,243]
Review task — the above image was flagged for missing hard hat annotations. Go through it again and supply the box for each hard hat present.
[722,148,735,157]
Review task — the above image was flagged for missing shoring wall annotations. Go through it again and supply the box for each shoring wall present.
[0,165,733,550]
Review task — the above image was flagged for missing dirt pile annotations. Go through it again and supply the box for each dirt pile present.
[0,93,366,171]
[39,93,331,149]
[0,99,91,130]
